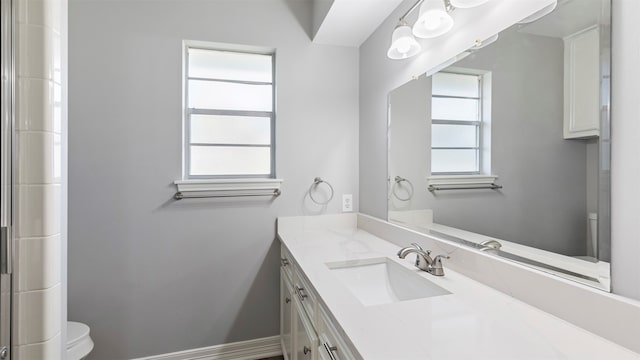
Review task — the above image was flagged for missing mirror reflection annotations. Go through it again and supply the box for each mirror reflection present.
[387,0,611,290]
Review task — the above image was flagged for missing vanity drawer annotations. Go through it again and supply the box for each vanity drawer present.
[294,268,317,323]
[317,306,357,360]
[281,245,294,283]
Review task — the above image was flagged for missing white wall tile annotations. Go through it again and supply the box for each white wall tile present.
[17,24,56,81]
[16,284,62,345]
[16,184,61,237]
[18,131,60,184]
[15,0,65,354]
[54,132,62,180]
[16,235,61,292]
[14,332,62,360]
[17,0,62,32]
[17,78,55,132]
[53,30,61,84]
[53,82,62,134]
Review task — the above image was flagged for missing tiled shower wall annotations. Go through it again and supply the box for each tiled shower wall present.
[14,0,64,358]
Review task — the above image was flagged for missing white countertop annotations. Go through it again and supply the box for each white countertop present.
[278,215,640,360]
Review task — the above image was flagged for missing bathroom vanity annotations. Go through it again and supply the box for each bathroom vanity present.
[278,214,640,360]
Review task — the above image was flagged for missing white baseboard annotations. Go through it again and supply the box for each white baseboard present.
[131,336,282,360]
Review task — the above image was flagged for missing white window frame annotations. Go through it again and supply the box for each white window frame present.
[431,70,483,175]
[175,41,282,198]
[428,68,497,187]
[183,43,276,180]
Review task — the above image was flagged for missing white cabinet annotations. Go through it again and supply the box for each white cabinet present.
[281,272,294,360]
[280,243,359,360]
[563,26,600,139]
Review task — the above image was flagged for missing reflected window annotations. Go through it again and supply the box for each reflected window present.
[184,46,275,178]
[431,71,489,174]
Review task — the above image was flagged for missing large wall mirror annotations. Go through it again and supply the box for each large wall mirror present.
[387,0,611,291]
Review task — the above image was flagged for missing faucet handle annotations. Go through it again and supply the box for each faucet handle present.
[432,254,450,263]
[410,243,430,255]
[429,254,450,276]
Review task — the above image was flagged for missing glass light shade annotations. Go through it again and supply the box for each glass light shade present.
[387,24,421,60]
[412,0,454,39]
[450,0,489,8]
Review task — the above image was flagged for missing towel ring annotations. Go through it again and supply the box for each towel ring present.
[309,177,334,205]
[392,176,414,201]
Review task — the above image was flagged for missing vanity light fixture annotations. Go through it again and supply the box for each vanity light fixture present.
[412,0,454,39]
[469,33,499,50]
[387,0,492,60]
[449,0,489,8]
[387,21,422,59]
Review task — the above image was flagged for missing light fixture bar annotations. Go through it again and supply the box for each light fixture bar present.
[399,0,456,21]
[398,0,425,22]
[389,0,488,60]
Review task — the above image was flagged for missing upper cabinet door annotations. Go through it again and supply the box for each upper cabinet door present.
[564,26,601,139]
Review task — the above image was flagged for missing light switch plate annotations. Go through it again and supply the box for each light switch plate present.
[342,194,353,212]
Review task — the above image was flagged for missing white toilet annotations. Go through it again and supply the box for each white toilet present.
[67,321,94,360]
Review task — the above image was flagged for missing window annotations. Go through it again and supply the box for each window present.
[431,71,486,174]
[184,46,275,179]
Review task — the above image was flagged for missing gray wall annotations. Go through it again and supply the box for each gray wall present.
[68,1,359,359]
[388,76,431,212]
[429,29,587,256]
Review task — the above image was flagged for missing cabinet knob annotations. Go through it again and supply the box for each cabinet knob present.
[323,343,338,360]
[285,297,291,304]
[303,346,311,355]
[296,286,308,301]
[281,258,290,267]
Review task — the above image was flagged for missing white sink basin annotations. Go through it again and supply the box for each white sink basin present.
[325,257,451,306]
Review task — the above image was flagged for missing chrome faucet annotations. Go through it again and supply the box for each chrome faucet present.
[480,239,502,250]
[479,239,502,254]
[397,243,450,276]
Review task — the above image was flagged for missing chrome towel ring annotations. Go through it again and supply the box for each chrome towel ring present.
[393,176,414,201]
[309,177,334,205]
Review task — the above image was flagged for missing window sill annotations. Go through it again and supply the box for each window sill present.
[427,174,499,186]
[174,178,284,199]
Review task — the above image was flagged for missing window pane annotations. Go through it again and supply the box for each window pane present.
[191,114,270,145]
[188,48,272,83]
[190,146,271,176]
[188,80,272,111]
[432,149,478,173]
[432,72,479,98]
[432,124,477,148]
[432,97,478,121]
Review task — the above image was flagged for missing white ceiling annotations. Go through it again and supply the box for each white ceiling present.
[312,0,405,47]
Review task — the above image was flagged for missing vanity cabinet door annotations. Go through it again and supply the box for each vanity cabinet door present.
[295,300,318,360]
[281,271,294,360]
[564,26,600,139]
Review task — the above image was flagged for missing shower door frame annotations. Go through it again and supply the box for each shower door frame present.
[0,0,15,357]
